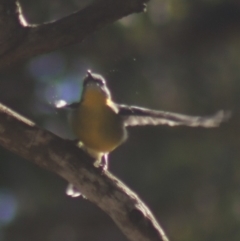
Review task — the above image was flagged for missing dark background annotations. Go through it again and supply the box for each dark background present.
[0,0,239,240]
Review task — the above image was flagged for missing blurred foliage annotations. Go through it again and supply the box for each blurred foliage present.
[0,0,240,240]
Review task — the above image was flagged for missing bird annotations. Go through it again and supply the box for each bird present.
[57,70,230,197]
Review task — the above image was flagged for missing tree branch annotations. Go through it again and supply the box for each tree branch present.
[0,0,25,55]
[0,103,169,241]
[0,0,149,69]
[0,0,168,240]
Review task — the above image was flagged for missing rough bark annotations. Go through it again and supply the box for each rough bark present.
[0,0,170,240]
[0,104,169,241]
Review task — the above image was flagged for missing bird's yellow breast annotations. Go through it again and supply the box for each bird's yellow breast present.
[70,88,127,153]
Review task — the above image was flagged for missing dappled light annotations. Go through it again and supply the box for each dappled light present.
[0,0,239,241]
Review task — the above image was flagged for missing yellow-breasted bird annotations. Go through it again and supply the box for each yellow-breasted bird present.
[58,70,230,197]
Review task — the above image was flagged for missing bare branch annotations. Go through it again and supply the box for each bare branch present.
[0,103,168,241]
[0,0,149,69]
[0,0,25,55]
[0,1,168,240]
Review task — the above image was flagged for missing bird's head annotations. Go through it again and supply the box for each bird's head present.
[82,70,111,99]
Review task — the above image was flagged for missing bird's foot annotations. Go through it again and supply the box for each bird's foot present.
[93,154,108,173]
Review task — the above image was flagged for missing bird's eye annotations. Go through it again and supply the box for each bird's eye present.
[95,78,105,86]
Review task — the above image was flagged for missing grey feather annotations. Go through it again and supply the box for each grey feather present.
[118,105,231,128]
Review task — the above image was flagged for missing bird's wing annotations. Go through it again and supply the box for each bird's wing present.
[118,105,231,127]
